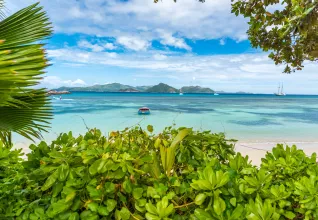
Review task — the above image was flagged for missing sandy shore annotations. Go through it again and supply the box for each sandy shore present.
[236,141,318,166]
[13,140,318,166]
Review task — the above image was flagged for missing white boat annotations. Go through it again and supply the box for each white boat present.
[214,93,219,96]
[275,83,286,96]
[179,88,183,95]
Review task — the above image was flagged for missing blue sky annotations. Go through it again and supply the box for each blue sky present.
[7,0,318,94]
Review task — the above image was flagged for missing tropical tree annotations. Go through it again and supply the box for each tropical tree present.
[231,0,318,73]
[0,1,52,146]
[156,0,317,73]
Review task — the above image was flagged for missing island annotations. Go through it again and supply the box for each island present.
[47,90,71,95]
[181,86,213,93]
[55,83,215,94]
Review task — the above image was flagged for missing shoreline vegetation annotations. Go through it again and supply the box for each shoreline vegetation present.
[2,126,318,219]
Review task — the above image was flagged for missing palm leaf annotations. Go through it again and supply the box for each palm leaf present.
[0,2,53,146]
[0,0,5,20]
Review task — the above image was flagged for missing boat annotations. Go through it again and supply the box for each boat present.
[138,107,150,115]
[179,89,183,95]
[275,83,286,96]
[214,92,219,96]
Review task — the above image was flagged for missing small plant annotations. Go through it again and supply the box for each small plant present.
[0,126,317,219]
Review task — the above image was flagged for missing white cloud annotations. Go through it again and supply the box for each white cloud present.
[104,43,117,50]
[41,76,86,88]
[6,0,248,45]
[78,40,104,52]
[153,54,167,60]
[158,30,191,50]
[47,47,318,82]
[78,40,117,52]
[117,36,150,51]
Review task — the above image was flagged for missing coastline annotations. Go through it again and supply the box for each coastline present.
[236,141,318,166]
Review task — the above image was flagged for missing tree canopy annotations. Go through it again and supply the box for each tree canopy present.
[155,0,317,73]
[232,0,317,73]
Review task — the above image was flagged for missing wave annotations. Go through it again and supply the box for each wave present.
[52,97,74,101]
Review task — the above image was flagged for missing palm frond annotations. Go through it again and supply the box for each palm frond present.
[0,0,5,20]
[0,2,53,145]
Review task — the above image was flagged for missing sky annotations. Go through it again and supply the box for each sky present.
[7,0,318,94]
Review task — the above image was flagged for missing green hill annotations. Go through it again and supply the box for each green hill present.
[181,86,214,93]
[146,83,178,93]
[56,83,135,92]
[56,83,214,93]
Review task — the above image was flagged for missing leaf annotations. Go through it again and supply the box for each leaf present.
[229,205,244,220]
[119,207,130,220]
[0,2,53,145]
[58,163,70,181]
[52,182,64,197]
[79,210,99,220]
[147,125,154,133]
[213,195,226,216]
[89,159,106,176]
[146,203,158,215]
[123,180,132,193]
[195,193,207,205]
[65,191,76,202]
[98,206,109,216]
[41,170,59,191]
[87,202,99,212]
[106,199,117,212]
[194,209,213,219]
[230,198,236,207]
[133,188,143,200]
[68,213,80,220]
[145,213,161,220]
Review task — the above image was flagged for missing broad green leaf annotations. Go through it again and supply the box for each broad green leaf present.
[123,180,132,193]
[213,195,226,216]
[87,202,99,212]
[68,213,79,220]
[106,199,117,212]
[195,193,207,205]
[133,188,143,200]
[194,209,213,220]
[146,203,158,215]
[58,163,70,181]
[42,170,59,191]
[98,206,109,216]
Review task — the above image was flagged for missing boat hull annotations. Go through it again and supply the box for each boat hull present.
[138,110,150,115]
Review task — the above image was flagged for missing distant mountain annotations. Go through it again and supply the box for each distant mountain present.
[146,83,178,93]
[56,83,135,92]
[181,86,214,93]
[135,86,152,92]
[119,88,139,92]
[55,83,214,94]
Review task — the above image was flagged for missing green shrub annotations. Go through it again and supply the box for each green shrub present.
[0,126,317,219]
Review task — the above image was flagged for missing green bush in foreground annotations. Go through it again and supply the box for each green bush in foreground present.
[0,126,317,220]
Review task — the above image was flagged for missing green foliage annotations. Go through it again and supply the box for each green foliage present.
[1,126,318,219]
[231,0,318,73]
[0,2,52,146]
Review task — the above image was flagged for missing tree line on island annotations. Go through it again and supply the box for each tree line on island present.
[53,83,215,94]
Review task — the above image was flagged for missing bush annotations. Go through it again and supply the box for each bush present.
[0,126,317,220]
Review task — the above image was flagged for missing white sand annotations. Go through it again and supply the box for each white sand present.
[236,141,318,166]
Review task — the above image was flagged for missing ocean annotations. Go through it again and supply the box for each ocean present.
[14,92,318,147]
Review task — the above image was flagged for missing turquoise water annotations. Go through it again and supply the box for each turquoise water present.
[14,92,318,145]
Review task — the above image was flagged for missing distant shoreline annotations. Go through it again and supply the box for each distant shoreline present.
[49,91,318,96]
